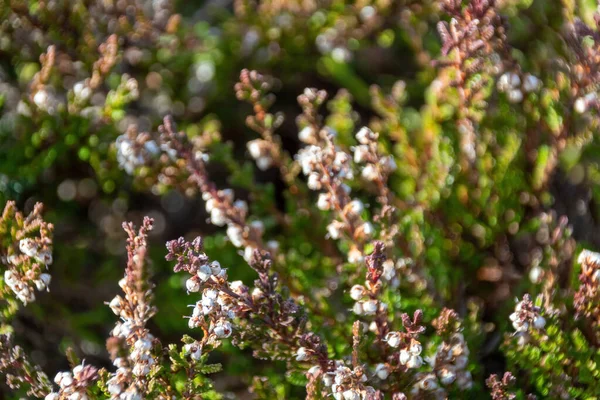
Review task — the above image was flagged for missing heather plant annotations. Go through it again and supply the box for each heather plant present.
[3,0,600,399]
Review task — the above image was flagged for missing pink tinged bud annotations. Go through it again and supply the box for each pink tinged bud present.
[349,285,366,301]
[307,366,321,376]
[296,347,309,361]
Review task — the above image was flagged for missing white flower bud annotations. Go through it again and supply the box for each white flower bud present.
[317,193,331,210]
[439,368,456,385]
[299,126,315,143]
[307,173,322,190]
[523,74,541,92]
[108,383,122,395]
[509,72,521,88]
[109,296,123,315]
[296,346,309,361]
[418,374,438,390]
[399,349,410,365]
[349,199,364,214]
[210,260,222,275]
[410,342,422,355]
[385,331,401,348]
[226,225,244,248]
[406,355,423,369]
[375,363,389,380]
[361,164,379,181]
[247,140,263,159]
[574,97,587,114]
[213,320,232,338]
[210,208,227,226]
[54,371,74,387]
[361,222,374,237]
[133,364,150,376]
[533,315,546,329]
[347,247,363,264]
[134,337,152,351]
[352,302,364,315]
[353,145,369,164]
[349,285,366,301]
[186,278,200,293]
[343,389,360,400]
[356,127,375,144]
[327,222,343,240]
[362,300,378,315]
[380,156,397,172]
[507,89,523,103]
[197,264,212,282]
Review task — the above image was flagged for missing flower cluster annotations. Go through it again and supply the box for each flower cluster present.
[156,117,271,262]
[104,218,160,399]
[497,72,542,103]
[235,69,285,172]
[353,127,397,183]
[297,131,372,263]
[509,294,546,345]
[574,250,600,338]
[0,202,53,307]
[46,363,98,400]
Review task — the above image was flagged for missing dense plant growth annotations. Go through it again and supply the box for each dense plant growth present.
[1,0,600,398]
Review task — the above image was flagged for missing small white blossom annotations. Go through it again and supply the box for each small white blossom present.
[296,346,309,361]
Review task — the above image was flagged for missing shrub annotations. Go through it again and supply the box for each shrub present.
[1,0,600,399]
